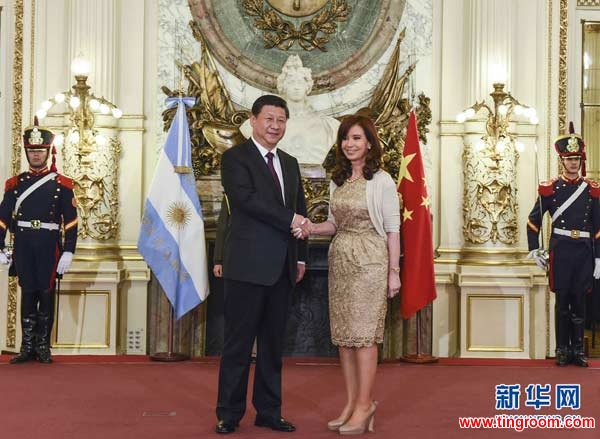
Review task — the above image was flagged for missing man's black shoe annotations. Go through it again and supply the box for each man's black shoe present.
[254,416,296,432]
[215,420,236,434]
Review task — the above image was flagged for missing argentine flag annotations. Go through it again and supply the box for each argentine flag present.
[138,96,209,319]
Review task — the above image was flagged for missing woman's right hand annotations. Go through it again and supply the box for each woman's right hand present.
[213,264,223,278]
[388,271,401,298]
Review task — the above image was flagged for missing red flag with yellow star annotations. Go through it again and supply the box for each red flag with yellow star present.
[398,111,436,319]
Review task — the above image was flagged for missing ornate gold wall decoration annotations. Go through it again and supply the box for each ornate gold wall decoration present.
[462,143,519,244]
[267,0,329,17]
[242,0,351,51]
[7,0,26,349]
[302,177,330,222]
[457,81,537,246]
[61,138,122,240]
[558,0,568,134]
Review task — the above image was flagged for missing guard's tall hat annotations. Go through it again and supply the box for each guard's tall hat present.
[554,121,586,176]
[22,116,57,171]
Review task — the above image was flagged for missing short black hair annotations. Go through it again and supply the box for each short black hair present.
[251,94,289,119]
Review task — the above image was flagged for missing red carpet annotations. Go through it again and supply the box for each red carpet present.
[0,356,598,438]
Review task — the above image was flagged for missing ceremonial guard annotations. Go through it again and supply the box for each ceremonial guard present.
[0,118,78,364]
[527,122,600,367]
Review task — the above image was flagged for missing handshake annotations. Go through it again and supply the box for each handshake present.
[291,214,313,240]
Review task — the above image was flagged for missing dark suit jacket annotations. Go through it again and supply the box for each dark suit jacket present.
[221,139,308,286]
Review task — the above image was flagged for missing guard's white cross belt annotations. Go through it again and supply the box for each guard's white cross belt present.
[553,228,590,239]
[17,220,59,231]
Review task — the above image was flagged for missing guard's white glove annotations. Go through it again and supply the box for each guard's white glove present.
[594,258,600,280]
[56,251,73,275]
[527,249,548,270]
[0,251,8,265]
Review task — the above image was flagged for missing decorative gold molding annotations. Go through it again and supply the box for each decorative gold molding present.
[466,294,524,352]
[577,0,600,7]
[242,0,351,52]
[559,0,568,134]
[437,248,529,255]
[7,0,26,350]
[11,0,24,176]
[436,247,531,266]
[52,290,111,348]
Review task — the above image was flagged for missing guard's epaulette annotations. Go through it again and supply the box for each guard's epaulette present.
[4,175,19,192]
[538,178,557,197]
[56,174,74,190]
[584,178,600,198]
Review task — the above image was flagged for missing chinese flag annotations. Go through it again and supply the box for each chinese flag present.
[398,111,437,319]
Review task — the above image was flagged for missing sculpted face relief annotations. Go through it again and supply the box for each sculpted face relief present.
[282,71,312,103]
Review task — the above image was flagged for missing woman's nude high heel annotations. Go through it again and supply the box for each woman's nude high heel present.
[327,416,350,431]
[338,401,377,435]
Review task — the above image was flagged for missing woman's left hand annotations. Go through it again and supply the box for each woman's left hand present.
[388,271,401,298]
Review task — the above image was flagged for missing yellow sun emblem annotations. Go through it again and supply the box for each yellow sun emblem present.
[166,202,191,230]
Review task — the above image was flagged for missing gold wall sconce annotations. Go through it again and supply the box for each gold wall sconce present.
[35,55,123,240]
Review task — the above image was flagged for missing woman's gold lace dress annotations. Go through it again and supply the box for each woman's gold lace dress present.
[328,178,388,347]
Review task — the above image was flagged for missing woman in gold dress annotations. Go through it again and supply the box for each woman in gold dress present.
[294,114,400,435]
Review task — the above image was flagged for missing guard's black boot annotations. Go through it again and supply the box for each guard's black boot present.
[555,300,571,366]
[571,315,588,367]
[572,350,588,367]
[10,315,37,364]
[35,314,53,364]
[555,347,570,366]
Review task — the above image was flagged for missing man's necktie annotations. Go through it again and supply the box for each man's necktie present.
[266,152,283,196]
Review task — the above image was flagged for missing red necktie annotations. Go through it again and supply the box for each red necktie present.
[266,152,282,196]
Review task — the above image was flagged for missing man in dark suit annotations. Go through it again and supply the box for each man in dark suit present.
[215,95,308,434]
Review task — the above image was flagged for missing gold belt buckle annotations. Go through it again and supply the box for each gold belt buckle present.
[30,219,41,230]
[570,230,580,239]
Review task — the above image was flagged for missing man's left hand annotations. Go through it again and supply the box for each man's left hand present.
[594,258,600,280]
[296,263,306,283]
